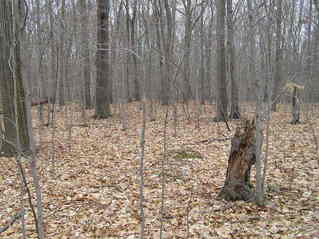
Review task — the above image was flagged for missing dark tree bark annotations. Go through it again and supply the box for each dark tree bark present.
[291,86,301,124]
[218,120,256,201]
[154,0,174,105]
[214,0,228,121]
[246,0,256,102]
[95,0,111,118]
[0,0,16,156]
[58,0,66,106]
[130,0,140,101]
[227,0,240,119]
[272,0,283,111]
[80,0,92,109]
[182,0,193,102]
[0,0,30,155]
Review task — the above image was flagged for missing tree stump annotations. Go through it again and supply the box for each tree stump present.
[218,120,256,201]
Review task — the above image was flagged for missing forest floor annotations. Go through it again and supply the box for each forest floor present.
[1,102,319,238]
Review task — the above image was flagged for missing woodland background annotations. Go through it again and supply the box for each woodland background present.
[0,0,319,238]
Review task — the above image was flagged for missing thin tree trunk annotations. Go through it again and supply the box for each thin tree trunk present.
[247,0,256,102]
[291,86,301,124]
[214,0,228,121]
[228,0,240,119]
[80,0,92,109]
[199,3,205,104]
[131,0,140,101]
[272,0,283,111]
[58,0,65,106]
[206,4,214,103]
[12,1,45,237]
[183,1,193,102]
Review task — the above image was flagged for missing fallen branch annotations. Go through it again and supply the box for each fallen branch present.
[199,137,231,144]
[0,209,25,233]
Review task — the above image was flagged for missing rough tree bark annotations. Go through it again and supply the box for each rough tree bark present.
[227,0,240,119]
[95,0,111,118]
[291,86,301,124]
[214,0,228,121]
[0,0,17,156]
[58,0,66,106]
[80,0,92,109]
[154,0,175,105]
[272,0,283,111]
[218,120,256,201]
[247,0,256,102]
[0,0,30,155]
[182,0,193,102]
[130,0,140,101]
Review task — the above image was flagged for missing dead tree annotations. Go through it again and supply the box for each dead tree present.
[218,120,256,201]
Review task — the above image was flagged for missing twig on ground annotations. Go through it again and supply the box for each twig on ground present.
[199,137,231,144]
[0,209,25,233]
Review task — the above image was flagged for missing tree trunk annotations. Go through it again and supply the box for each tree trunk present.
[247,0,256,102]
[271,0,283,111]
[218,120,256,201]
[95,0,111,118]
[0,0,30,155]
[58,0,66,106]
[206,4,214,103]
[80,0,92,109]
[214,0,228,121]
[0,0,16,156]
[14,25,30,154]
[291,86,301,124]
[227,0,240,119]
[154,0,174,105]
[131,0,140,101]
[183,3,193,102]
[35,0,44,123]
[47,0,57,126]
[199,3,205,104]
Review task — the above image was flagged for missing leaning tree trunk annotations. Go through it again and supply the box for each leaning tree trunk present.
[218,120,256,201]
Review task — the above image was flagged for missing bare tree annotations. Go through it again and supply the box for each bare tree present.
[227,0,240,119]
[180,0,205,102]
[0,0,17,156]
[58,0,66,106]
[272,0,283,111]
[214,0,228,121]
[95,0,111,118]
[153,0,175,105]
[0,0,31,155]
[246,0,256,102]
[80,0,92,109]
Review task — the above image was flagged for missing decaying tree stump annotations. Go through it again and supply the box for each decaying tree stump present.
[218,120,256,201]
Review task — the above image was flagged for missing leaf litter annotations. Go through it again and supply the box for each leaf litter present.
[0,102,318,238]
